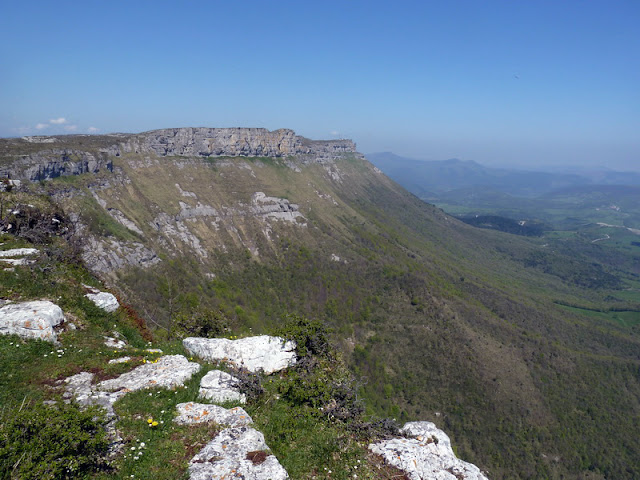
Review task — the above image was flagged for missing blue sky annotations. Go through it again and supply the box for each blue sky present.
[1,0,638,170]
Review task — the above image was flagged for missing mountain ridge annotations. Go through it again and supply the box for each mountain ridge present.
[366,151,640,198]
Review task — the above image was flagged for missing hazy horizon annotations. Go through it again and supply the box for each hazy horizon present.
[2,1,638,171]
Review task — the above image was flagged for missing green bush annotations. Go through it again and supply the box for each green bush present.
[276,314,331,359]
[276,315,364,423]
[172,307,230,339]
[0,400,109,479]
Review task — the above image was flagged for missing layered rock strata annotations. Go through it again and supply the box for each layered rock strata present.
[125,127,358,164]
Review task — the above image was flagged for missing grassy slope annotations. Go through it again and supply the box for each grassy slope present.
[0,229,409,480]
[4,138,640,479]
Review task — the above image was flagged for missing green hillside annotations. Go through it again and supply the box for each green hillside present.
[2,132,640,479]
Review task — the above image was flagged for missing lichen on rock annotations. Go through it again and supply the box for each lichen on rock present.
[0,300,64,342]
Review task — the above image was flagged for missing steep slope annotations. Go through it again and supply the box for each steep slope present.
[2,129,639,479]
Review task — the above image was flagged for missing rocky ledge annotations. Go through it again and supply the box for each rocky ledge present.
[369,421,490,480]
[2,149,113,181]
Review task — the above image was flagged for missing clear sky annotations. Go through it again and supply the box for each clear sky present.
[1,0,638,171]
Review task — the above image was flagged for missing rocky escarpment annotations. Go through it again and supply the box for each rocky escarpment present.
[122,127,360,163]
[1,128,360,182]
[1,149,113,181]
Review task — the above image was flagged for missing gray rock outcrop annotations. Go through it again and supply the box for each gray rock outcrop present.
[0,248,39,267]
[189,426,289,480]
[0,300,64,342]
[85,291,120,313]
[64,371,126,418]
[0,248,39,258]
[251,192,306,224]
[5,149,113,181]
[99,355,201,392]
[82,236,160,274]
[123,127,360,164]
[369,421,489,480]
[198,370,247,404]
[183,335,297,374]
[174,402,253,427]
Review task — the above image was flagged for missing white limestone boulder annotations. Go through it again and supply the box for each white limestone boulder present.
[86,291,120,313]
[198,370,247,404]
[189,426,289,480]
[183,335,296,374]
[0,300,64,342]
[174,402,253,427]
[369,421,489,480]
[98,355,201,392]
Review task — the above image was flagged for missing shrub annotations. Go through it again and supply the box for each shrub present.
[277,314,331,359]
[172,307,230,339]
[276,315,364,423]
[0,400,109,479]
[226,366,265,402]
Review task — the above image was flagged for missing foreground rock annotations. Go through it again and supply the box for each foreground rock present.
[0,300,64,342]
[85,288,120,313]
[199,370,247,403]
[174,402,253,427]
[64,355,201,416]
[183,335,296,374]
[189,426,289,480]
[64,371,125,418]
[64,355,202,456]
[369,421,489,480]
[99,355,201,392]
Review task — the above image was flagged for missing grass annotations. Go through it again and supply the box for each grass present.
[249,396,370,479]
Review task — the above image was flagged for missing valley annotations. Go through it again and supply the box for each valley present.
[1,130,639,479]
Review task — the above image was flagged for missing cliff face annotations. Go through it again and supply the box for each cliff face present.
[0,128,360,182]
[0,149,113,182]
[124,127,359,163]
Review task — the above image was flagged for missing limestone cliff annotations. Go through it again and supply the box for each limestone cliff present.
[124,127,360,163]
[0,128,361,182]
[0,149,113,182]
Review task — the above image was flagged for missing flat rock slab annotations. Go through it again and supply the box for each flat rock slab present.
[0,300,64,342]
[199,370,246,404]
[64,372,125,417]
[189,426,289,480]
[369,421,489,480]
[86,291,120,312]
[174,402,253,427]
[99,355,201,393]
[183,335,296,374]
[0,248,39,257]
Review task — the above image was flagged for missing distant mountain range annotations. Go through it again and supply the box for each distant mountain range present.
[366,152,640,198]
